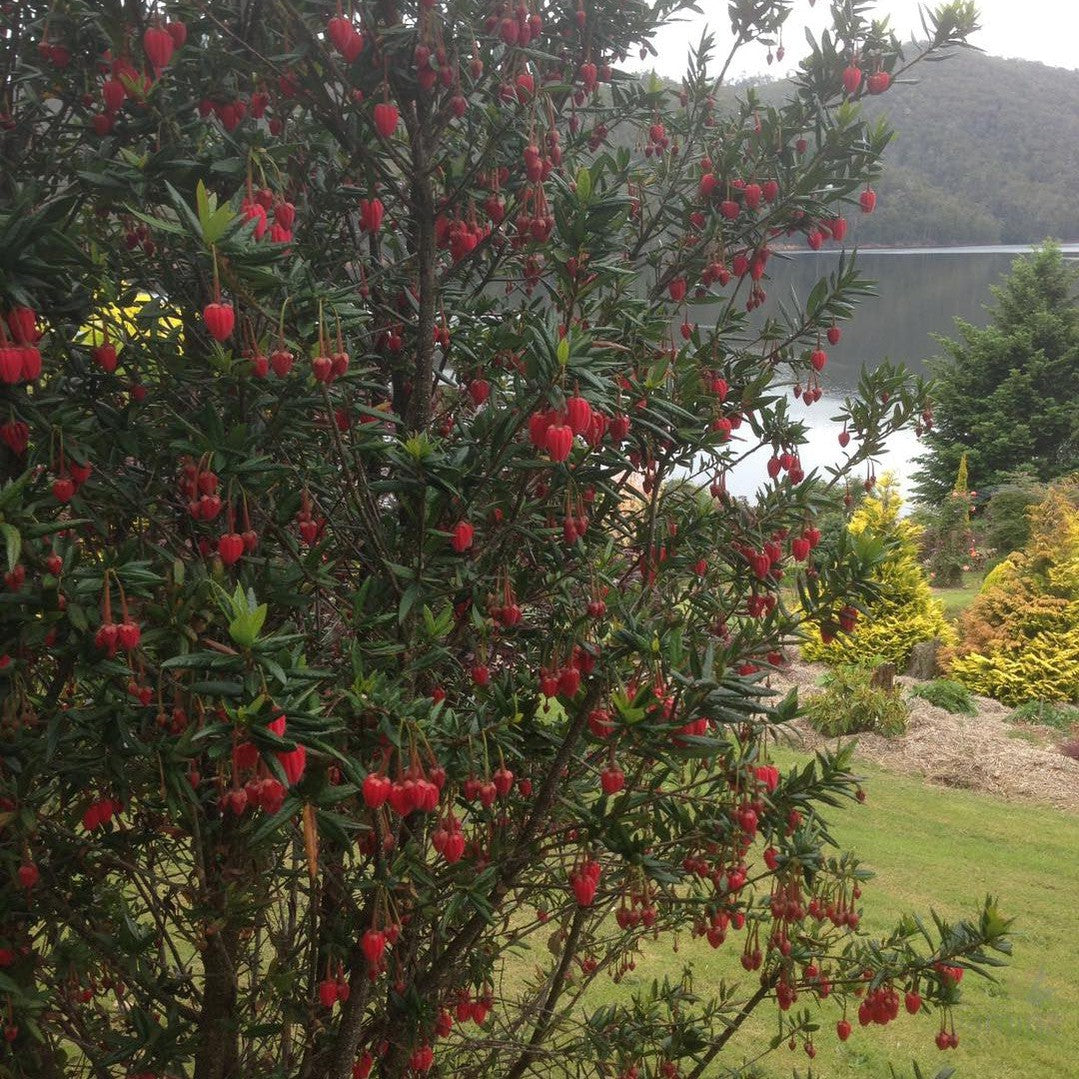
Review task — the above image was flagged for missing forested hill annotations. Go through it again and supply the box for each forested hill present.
[645,49,1079,246]
[849,49,1079,245]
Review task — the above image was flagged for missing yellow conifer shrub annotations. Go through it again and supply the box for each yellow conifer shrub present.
[76,292,184,354]
[947,476,1079,704]
[803,476,954,668]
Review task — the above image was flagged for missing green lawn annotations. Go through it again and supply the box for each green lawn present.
[573,752,1079,1078]
[931,570,985,621]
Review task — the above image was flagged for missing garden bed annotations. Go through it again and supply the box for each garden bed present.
[775,661,1079,811]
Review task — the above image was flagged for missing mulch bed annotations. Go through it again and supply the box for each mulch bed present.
[769,662,1079,812]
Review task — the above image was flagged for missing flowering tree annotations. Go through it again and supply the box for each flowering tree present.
[0,2,1008,1078]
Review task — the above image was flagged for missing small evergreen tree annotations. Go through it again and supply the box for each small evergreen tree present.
[926,453,975,586]
[913,243,1079,503]
[983,469,1046,560]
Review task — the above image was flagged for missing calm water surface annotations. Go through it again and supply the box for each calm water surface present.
[717,244,1079,500]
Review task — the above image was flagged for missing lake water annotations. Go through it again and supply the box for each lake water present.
[717,244,1079,501]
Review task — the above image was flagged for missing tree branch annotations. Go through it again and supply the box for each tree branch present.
[501,904,590,1079]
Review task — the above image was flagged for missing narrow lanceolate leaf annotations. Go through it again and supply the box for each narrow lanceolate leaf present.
[0,524,20,573]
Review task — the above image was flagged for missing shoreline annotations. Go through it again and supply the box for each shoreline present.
[775,242,1079,255]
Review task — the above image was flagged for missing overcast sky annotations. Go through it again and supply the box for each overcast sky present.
[627,0,1079,82]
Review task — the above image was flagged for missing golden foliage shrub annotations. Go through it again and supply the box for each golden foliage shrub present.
[803,477,953,668]
[947,476,1079,703]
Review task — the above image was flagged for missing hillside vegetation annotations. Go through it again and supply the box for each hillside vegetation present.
[650,48,1079,246]
[853,49,1079,245]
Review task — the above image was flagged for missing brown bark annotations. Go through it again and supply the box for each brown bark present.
[193,922,241,1079]
[193,821,241,1079]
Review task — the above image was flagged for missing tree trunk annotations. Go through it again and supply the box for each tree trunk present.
[193,923,241,1079]
[870,662,897,692]
[193,822,241,1079]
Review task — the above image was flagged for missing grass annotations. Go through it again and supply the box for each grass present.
[908,678,978,715]
[1005,727,1048,746]
[930,570,984,621]
[1006,700,1079,733]
[563,751,1079,1078]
